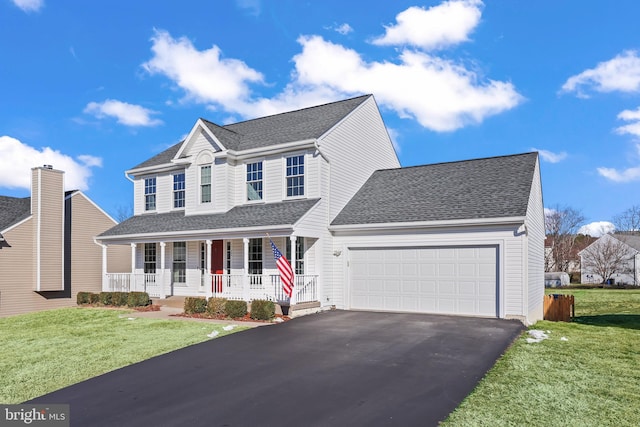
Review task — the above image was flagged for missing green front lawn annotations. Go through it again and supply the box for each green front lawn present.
[443,288,640,426]
[0,308,247,403]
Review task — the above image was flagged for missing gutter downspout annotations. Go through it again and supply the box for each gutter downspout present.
[124,172,134,183]
[314,140,330,307]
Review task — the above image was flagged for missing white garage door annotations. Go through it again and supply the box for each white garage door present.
[349,246,498,317]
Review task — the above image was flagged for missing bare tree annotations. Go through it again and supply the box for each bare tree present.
[545,205,586,272]
[114,204,133,222]
[581,235,635,284]
[613,205,640,234]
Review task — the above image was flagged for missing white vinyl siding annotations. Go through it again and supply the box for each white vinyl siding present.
[525,159,545,323]
[317,97,400,221]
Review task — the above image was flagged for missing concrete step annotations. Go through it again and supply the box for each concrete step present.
[152,296,187,309]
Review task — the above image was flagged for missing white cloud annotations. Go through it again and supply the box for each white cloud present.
[371,1,483,50]
[0,136,101,191]
[561,50,640,97]
[615,107,640,138]
[290,35,522,131]
[11,0,43,12]
[144,11,521,133]
[84,99,163,127]
[328,23,354,35]
[142,29,264,109]
[578,221,615,237]
[533,148,567,163]
[597,166,640,183]
[235,0,261,16]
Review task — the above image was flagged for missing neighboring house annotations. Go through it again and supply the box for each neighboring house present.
[0,166,130,317]
[580,234,640,285]
[544,235,596,274]
[97,95,545,324]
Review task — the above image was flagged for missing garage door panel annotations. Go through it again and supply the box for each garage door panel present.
[350,246,498,317]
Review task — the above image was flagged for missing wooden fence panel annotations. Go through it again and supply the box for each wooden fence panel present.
[543,294,575,322]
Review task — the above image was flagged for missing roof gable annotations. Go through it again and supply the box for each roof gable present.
[0,195,31,232]
[128,95,371,170]
[332,152,539,226]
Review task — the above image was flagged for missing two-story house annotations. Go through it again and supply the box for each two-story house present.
[98,94,545,324]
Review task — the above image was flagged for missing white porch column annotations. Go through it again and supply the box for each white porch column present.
[101,243,108,292]
[289,235,297,306]
[159,242,166,299]
[129,243,137,293]
[205,239,212,298]
[243,237,250,301]
[130,243,136,273]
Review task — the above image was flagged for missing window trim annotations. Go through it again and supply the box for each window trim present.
[200,165,212,204]
[284,154,305,199]
[144,177,157,211]
[246,161,264,202]
[172,242,186,284]
[173,172,186,209]
[144,243,156,274]
[248,238,263,276]
[286,237,305,275]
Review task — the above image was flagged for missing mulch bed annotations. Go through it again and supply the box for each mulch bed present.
[172,312,290,323]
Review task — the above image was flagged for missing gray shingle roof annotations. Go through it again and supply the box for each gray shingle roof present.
[99,199,320,238]
[130,141,183,171]
[331,152,539,226]
[0,196,31,232]
[612,234,640,252]
[130,95,371,170]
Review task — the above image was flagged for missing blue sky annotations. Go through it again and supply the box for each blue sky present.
[2,0,640,235]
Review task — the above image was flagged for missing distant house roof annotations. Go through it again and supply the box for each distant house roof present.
[612,234,640,252]
[0,196,31,232]
[331,152,539,226]
[99,199,321,238]
[129,94,371,171]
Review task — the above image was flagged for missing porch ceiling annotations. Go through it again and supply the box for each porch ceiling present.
[98,198,320,240]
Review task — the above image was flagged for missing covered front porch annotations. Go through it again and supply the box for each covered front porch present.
[99,235,320,306]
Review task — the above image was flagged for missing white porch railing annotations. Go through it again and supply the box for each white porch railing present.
[203,273,318,304]
[105,273,164,298]
[105,272,319,304]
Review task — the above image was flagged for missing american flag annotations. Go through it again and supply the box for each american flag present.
[270,239,294,298]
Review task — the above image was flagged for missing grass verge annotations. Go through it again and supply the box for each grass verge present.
[0,307,247,403]
[443,288,640,426]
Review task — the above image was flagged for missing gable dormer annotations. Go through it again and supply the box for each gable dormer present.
[173,119,229,162]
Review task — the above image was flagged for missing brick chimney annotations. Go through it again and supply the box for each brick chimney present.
[31,165,65,291]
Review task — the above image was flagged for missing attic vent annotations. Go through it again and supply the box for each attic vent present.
[43,165,53,169]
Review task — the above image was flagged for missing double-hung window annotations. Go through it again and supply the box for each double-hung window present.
[286,155,304,197]
[172,242,186,283]
[246,162,263,201]
[286,237,305,275]
[144,177,156,211]
[248,238,262,276]
[200,165,211,203]
[173,172,185,208]
[144,243,156,274]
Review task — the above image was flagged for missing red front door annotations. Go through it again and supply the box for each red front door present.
[211,240,224,293]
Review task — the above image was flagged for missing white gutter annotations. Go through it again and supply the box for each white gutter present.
[329,216,527,232]
[228,139,317,160]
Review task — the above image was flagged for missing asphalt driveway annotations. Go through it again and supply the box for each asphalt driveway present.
[30,311,524,426]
